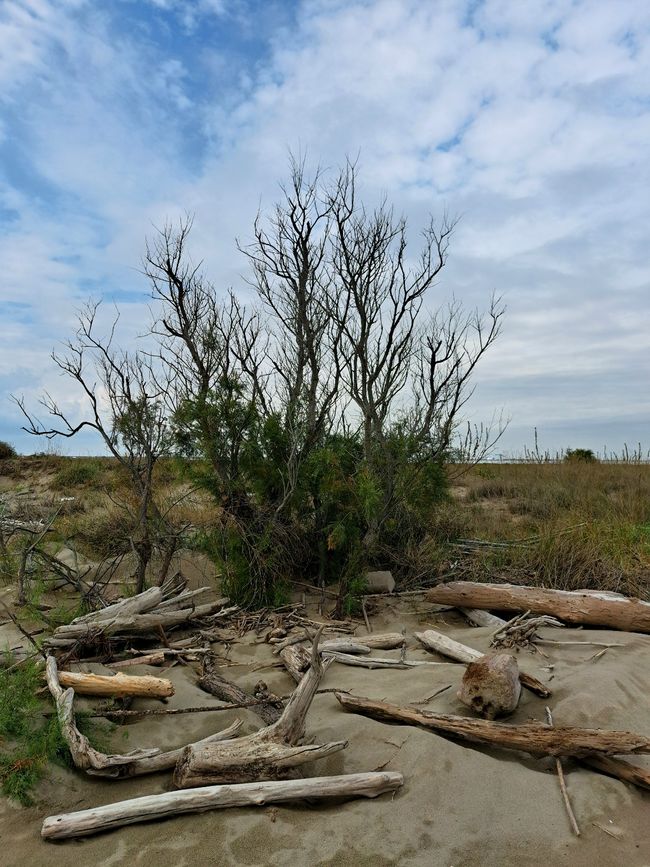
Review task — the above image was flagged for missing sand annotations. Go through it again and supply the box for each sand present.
[2,597,650,866]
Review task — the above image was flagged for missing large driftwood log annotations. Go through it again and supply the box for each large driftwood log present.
[198,659,282,725]
[279,642,312,682]
[57,669,174,699]
[459,608,506,628]
[457,653,521,719]
[427,581,650,634]
[42,771,404,840]
[335,692,650,757]
[174,630,345,788]
[581,755,650,791]
[71,587,163,624]
[415,629,551,698]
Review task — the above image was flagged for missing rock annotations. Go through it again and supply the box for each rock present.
[364,570,395,594]
[457,652,521,719]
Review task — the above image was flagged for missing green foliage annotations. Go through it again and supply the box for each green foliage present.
[52,458,104,489]
[565,448,597,463]
[0,441,17,460]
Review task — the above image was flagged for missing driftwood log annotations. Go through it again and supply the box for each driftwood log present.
[279,642,312,682]
[335,692,650,758]
[459,608,506,628]
[198,658,283,725]
[415,629,551,698]
[57,669,174,699]
[427,581,650,634]
[457,653,521,719]
[41,772,404,840]
[174,630,345,788]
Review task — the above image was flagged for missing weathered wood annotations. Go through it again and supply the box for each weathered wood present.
[353,632,406,650]
[323,651,443,670]
[42,772,404,840]
[319,639,372,655]
[45,656,160,772]
[581,755,650,791]
[415,629,551,698]
[71,587,163,624]
[45,598,230,648]
[457,653,521,719]
[459,608,506,628]
[198,663,282,725]
[279,642,311,682]
[427,581,650,634]
[174,629,345,788]
[88,720,244,779]
[57,669,174,698]
[107,652,166,668]
[335,692,650,758]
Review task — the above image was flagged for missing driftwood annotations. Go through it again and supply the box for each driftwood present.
[71,587,163,624]
[459,608,506,628]
[198,658,283,725]
[581,755,650,791]
[41,771,404,840]
[323,651,442,670]
[174,629,345,788]
[279,642,312,682]
[457,654,521,719]
[415,629,551,698]
[335,692,650,758]
[107,652,166,668]
[45,598,230,649]
[546,706,580,836]
[57,669,174,699]
[45,656,160,772]
[427,581,650,634]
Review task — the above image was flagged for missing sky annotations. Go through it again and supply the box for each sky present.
[1,0,649,457]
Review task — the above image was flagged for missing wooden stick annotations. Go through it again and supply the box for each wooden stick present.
[427,581,650,634]
[323,651,446,670]
[415,629,551,698]
[57,669,174,698]
[545,707,580,836]
[106,652,166,668]
[42,771,404,840]
[335,692,650,757]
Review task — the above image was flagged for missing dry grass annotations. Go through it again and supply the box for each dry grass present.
[447,462,650,597]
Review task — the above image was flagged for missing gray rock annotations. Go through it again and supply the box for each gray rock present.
[364,570,395,594]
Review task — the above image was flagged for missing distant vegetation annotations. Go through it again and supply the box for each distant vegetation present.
[0,441,16,460]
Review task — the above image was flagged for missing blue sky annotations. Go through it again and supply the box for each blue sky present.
[1,0,649,456]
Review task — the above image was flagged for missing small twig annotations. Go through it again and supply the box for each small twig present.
[585,648,608,663]
[545,707,580,836]
[411,684,452,705]
[591,821,622,840]
[361,597,372,634]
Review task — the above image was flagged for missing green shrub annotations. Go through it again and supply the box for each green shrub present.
[565,448,597,463]
[0,441,16,460]
[52,459,103,489]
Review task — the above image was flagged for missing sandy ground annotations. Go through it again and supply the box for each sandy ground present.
[2,597,650,867]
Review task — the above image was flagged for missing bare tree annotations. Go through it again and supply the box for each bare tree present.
[14,302,175,594]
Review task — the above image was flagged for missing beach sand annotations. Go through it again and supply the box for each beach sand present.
[2,598,650,866]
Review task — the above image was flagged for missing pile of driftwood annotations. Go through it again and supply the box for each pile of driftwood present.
[27,578,650,842]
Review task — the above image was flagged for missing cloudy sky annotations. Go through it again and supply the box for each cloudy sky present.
[1,0,649,456]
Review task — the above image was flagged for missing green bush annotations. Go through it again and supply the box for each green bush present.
[565,448,597,463]
[0,441,16,460]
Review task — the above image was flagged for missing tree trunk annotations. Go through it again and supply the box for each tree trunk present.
[198,662,282,726]
[415,629,551,698]
[42,772,404,840]
[335,692,650,757]
[426,581,650,634]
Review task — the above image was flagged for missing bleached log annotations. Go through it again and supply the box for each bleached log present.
[42,772,404,840]
[457,653,521,719]
[354,632,406,650]
[45,656,160,772]
[57,669,174,699]
[427,581,650,634]
[279,642,311,682]
[335,693,650,757]
[319,639,372,655]
[323,651,443,670]
[70,587,163,624]
[415,629,551,698]
[174,629,345,788]
[459,608,506,628]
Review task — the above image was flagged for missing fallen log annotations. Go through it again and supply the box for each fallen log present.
[427,581,650,634]
[459,608,506,628]
[457,653,521,719]
[581,755,650,791]
[41,771,404,840]
[323,651,443,670]
[335,693,650,757]
[198,659,282,725]
[57,669,174,699]
[107,652,166,669]
[71,587,163,624]
[279,642,311,682]
[174,628,346,788]
[415,629,551,698]
[354,632,406,650]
